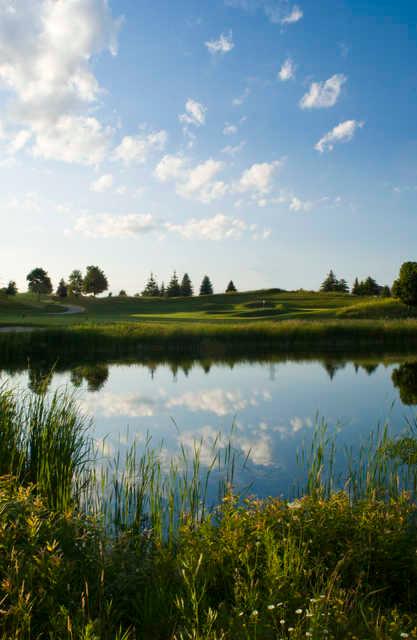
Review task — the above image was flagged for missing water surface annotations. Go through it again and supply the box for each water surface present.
[2,354,417,497]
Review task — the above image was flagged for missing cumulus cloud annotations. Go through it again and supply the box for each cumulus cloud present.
[281,5,303,23]
[90,173,114,192]
[238,160,282,195]
[155,155,228,204]
[73,211,270,242]
[278,58,295,81]
[73,213,158,238]
[315,119,364,153]
[0,0,121,164]
[179,99,207,127]
[205,31,234,54]
[300,74,346,109]
[113,129,167,165]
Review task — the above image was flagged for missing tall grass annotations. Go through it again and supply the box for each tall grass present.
[2,384,417,638]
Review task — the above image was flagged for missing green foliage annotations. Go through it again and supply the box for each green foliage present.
[68,269,83,297]
[83,266,109,297]
[167,271,181,297]
[2,280,18,296]
[118,290,127,297]
[352,275,380,296]
[392,362,417,405]
[199,275,214,296]
[142,273,160,297]
[180,273,194,297]
[26,267,53,299]
[56,278,68,298]
[225,280,237,293]
[393,261,417,307]
[320,270,349,293]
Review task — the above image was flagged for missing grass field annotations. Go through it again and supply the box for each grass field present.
[1,290,415,327]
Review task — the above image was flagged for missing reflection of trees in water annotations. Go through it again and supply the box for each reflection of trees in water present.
[322,361,347,380]
[392,362,417,405]
[28,366,53,395]
[70,364,109,392]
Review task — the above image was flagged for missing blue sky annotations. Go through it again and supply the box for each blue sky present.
[0,0,416,294]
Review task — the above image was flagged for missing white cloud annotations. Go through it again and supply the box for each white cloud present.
[113,129,167,165]
[72,211,270,242]
[221,141,246,156]
[300,74,346,109]
[7,129,31,154]
[233,87,250,106]
[90,173,114,193]
[179,99,207,127]
[238,160,282,194]
[278,58,295,81]
[74,213,158,238]
[205,31,234,54]
[226,1,303,25]
[176,159,227,203]
[281,5,303,23]
[223,123,238,135]
[155,155,228,204]
[154,154,187,182]
[32,115,113,165]
[289,196,312,212]
[166,213,252,241]
[0,0,121,164]
[167,389,248,416]
[315,119,364,153]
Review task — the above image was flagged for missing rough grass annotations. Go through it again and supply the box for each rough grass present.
[1,386,417,638]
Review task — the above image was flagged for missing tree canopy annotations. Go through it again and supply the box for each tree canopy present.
[392,262,417,307]
[26,268,53,299]
[226,280,237,293]
[142,273,160,297]
[83,266,108,297]
[167,271,181,297]
[180,273,193,297]
[199,275,214,296]
[56,279,68,298]
[68,270,83,297]
[320,270,349,293]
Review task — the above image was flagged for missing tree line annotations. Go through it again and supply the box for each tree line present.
[320,270,391,297]
[0,267,238,299]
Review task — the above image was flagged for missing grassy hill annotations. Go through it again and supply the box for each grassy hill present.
[1,290,413,327]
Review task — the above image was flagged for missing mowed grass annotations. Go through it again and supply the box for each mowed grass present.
[1,289,414,327]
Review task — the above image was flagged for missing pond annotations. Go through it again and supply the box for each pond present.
[2,352,417,498]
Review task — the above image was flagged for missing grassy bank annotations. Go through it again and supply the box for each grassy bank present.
[3,319,417,371]
[1,387,417,638]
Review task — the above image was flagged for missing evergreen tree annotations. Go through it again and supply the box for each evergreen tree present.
[336,279,349,293]
[5,281,17,296]
[180,273,193,297]
[320,270,338,292]
[142,273,160,297]
[167,271,181,297]
[226,280,237,293]
[56,279,68,298]
[381,285,391,298]
[159,281,166,297]
[83,266,108,297]
[68,270,83,297]
[118,290,127,297]
[26,267,53,300]
[199,275,214,296]
[363,276,380,296]
[352,277,360,295]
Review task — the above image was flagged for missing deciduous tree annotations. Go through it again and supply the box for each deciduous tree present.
[26,268,53,300]
[83,266,108,297]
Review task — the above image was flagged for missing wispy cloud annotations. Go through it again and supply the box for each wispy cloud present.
[300,74,347,109]
[179,99,207,127]
[315,119,364,153]
[90,174,114,193]
[226,0,303,25]
[278,58,295,81]
[205,31,234,54]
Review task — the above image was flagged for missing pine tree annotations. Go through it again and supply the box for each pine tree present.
[199,275,214,296]
[56,279,68,298]
[352,277,360,295]
[226,280,237,293]
[142,273,159,297]
[320,270,338,292]
[118,290,127,297]
[159,281,166,297]
[336,278,349,293]
[180,273,193,297]
[167,271,181,297]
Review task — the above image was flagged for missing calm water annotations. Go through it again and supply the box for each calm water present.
[2,354,417,497]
